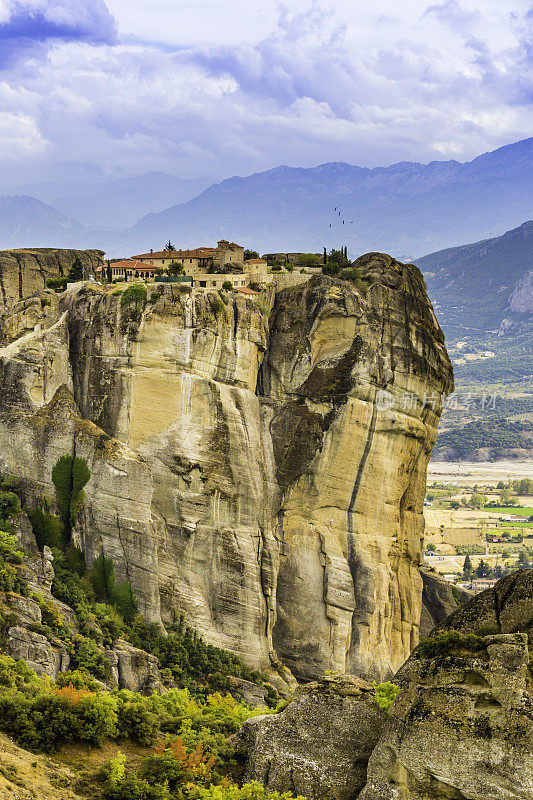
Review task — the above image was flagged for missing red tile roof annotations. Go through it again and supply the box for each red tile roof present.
[132,249,215,259]
[234,287,259,294]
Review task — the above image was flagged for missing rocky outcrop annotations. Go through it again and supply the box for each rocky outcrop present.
[419,567,471,639]
[262,255,453,680]
[110,639,162,694]
[7,626,70,679]
[0,249,103,313]
[0,255,453,681]
[359,632,533,800]
[432,568,533,639]
[358,569,533,800]
[239,675,386,800]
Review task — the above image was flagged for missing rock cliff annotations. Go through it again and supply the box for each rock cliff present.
[0,253,453,681]
[238,675,386,800]
[359,569,533,800]
[0,248,103,312]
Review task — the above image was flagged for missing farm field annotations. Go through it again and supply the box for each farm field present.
[423,462,532,588]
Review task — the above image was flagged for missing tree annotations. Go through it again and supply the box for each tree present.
[106,261,112,283]
[68,256,85,282]
[476,558,489,578]
[244,249,259,260]
[168,261,184,276]
[163,241,175,252]
[426,543,436,553]
[463,554,472,577]
[470,492,487,508]
[297,253,321,267]
[450,500,460,509]
[516,478,533,495]
[322,248,350,275]
[222,280,233,291]
[51,455,90,543]
[499,487,513,505]
[0,491,21,522]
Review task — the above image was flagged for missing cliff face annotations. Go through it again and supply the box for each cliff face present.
[359,570,533,800]
[262,254,453,679]
[0,248,103,312]
[0,255,453,681]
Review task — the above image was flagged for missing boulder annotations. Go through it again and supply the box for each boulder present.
[239,675,386,800]
[359,632,533,800]
[7,626,69,679]
[419,567,472,638]
[112,639,163,694]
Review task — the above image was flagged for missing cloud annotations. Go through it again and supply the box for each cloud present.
[421,0,480,32]
[0,0,531,188]
[0,0,117,66]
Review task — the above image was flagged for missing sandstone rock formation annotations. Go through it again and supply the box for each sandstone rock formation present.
[431,567,533,639]
[0,254,453,681]
[0,248,103,312]
[359,631,533,800]
[239,675,386,800]
[358,569,533,800]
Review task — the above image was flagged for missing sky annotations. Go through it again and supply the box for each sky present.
[0,0,531,188]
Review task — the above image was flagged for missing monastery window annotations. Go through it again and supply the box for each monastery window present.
[199,280,206,287]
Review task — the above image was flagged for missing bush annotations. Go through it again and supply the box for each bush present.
[373,681,400,711]
[0,491,21,521]
[222,281,233,291]
[209,296,225,316]
[46,276,68,292]
[117,697,158,745]
[51,454,90,542]
[71,636,112,681]
[28,507,63,550]
[121,283,147,307]
[418,630,486,659]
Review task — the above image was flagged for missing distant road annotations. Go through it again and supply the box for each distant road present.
[428,460,533,484]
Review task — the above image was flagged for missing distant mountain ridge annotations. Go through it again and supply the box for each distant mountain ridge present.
[104,137,533,258]
[418,220,533,337]
[0,138,531,257]
[7,172,212,230]
[0,195,84,249]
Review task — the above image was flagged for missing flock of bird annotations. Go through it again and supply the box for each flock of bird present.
[329,207,354,227]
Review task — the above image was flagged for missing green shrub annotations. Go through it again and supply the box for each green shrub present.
[99,754,171,800]
[222,281,233,291]
[373,681,400,711]
[190,781,305,800]
[209,296,225,316]
[71,636,112,681]
[418,630,486,659]
[0,529,27,594]
[0,491,21,521]
[55,669,102,691]
[28,507,63,550]
[51,455,90,542]
[46,276,68,292]
[117,698,158,745]
[121,283,147,307]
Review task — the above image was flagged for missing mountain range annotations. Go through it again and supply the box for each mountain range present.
[6,172,211,230]
[418,220,533,339]
[0,138,531,259]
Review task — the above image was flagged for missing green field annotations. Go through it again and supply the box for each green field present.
[501,521,533,528]
[487,507,533,516]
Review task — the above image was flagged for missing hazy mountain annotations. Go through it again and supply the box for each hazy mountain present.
[0,195,85,249]
[99,138,533,258]
[418,220,533,337]
[9,172,211,229]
